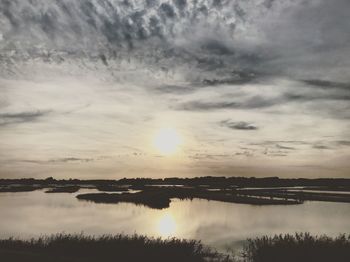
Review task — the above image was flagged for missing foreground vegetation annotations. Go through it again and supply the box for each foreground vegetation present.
[0,234,228,262]
[242,233,350,262]
[1,233,349,262]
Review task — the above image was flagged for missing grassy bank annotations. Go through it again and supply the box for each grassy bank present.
[0,234,229,262]
[242,233,350,262]
[1,233,349,262]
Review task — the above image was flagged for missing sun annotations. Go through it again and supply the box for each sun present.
[153,128,182,155]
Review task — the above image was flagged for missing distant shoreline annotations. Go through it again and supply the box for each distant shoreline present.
[1,176,350,187]
[1,176,350,208]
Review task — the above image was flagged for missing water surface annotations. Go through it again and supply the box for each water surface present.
[0,189,349,252]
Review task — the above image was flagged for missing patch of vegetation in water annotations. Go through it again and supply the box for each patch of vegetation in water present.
[45,186,80,193]
[76,187,302,209]
[96,185,129,192]
[0,185,42,192]
[77,190,171,209]
[236,188,350,203]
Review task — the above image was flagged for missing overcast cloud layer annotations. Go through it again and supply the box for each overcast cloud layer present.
[0,0,349,179]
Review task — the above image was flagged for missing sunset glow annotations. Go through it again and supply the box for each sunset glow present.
[153,128,182,155]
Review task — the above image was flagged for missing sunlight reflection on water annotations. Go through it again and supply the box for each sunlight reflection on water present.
[157,213,177,237]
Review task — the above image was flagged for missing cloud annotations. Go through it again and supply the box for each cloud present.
[0,0,350,179]
[49,157,94,163]
[176,96,279,111]
[301,79,350,91]
[250,140,350,152]
[201,70,259,86]
[153,84,197,94]
[0,0,349,83]
[275,144,295,150]
[174,77,350,116]
[177,100,238,111]
[189,153,231,160]
[250,141,308,146]
[336,140,350,147]
[13,157,95,164]
[313,144,332,150]
[219,120,258,130]
[173,0,187,12]
[0,110,50,126]
[159,3,176,20]
[284,93,350,103]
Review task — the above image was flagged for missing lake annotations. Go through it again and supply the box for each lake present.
[1,189,350,253]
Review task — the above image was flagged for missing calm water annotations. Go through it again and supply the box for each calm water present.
[1,189,350,252]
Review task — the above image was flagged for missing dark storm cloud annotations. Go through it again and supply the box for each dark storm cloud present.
[219,120,258,130]
[0,110,50,126]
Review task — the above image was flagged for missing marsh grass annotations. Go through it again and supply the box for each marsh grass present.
[0,233,231,262]
[242,233,350,262]
[1,233,349,262]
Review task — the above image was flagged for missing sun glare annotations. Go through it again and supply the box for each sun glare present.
[153,128,182,155]
[157,213,176,237]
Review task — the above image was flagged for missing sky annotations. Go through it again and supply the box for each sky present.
[0,0,349,179]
